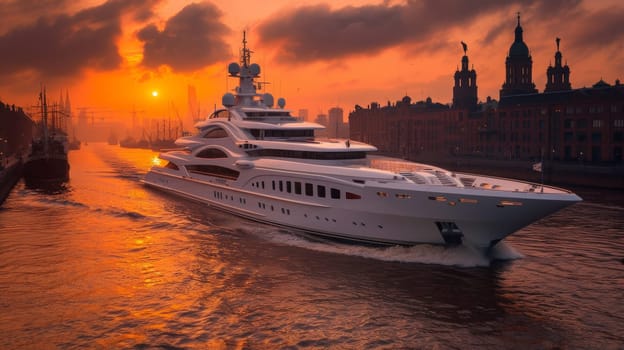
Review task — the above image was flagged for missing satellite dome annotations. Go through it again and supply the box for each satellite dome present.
[277,98,286,109]
[263,93,274,107]
[222,93,235,107]
[249,63,261,77]
[228,62,240,76]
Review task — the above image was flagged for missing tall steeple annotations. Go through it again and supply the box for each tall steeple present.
[545,37,571,92]
[453,41,478,110]
[500,13,537,98]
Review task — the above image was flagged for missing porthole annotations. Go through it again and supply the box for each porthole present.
[459,198,478,204]
[497,200,523,207]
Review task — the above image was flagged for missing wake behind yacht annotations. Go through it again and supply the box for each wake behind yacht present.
[142,34,581,253]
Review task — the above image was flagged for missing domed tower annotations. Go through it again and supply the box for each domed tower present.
[545,37,571,92]
[500,13,537,98]
[452,41,478,110]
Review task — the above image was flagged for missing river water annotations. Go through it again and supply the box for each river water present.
[1,143,622,349]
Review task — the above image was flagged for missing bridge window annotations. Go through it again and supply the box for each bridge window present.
[196,148,228,158]
[186,165,239,180]
[203,127,228,138]
[246,149,366,160]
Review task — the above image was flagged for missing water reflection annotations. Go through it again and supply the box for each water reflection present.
[1,144,621,349]
[24,178,70,194]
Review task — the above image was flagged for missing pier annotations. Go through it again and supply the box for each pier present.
[0,101,34,206]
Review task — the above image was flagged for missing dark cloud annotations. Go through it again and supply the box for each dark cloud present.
[0,0,75,34]
[567,6,624,51]
[257,0,618,64]
[257,0,527,63]
[137,2,231,72]
[0,0,159,81]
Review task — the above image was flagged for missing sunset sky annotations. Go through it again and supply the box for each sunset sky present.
[1,0,623,127]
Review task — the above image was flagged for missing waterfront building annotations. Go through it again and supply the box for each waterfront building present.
[327,107,350,139]
[349,15,624,165]
[0,101,34,160]
[298,109,309,122]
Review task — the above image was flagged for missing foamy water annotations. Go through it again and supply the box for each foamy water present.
[258,228,524,267]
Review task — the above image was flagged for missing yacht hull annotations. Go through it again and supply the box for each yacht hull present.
[142,170,579,252]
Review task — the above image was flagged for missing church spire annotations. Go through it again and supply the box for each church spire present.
[500,13,537,98]
[453,41,478,110]
[514,12,523,44]
[545,37,571,92]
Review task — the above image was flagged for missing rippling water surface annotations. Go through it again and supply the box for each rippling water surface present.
[1,144,622,349]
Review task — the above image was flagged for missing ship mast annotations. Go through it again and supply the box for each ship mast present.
[241,31,251,68]
[40,86,49,157]
[222,32,281,109]
[235,31,259,106]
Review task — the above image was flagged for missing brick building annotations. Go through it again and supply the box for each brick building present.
[349,15,624,164]
[0,101,34,160]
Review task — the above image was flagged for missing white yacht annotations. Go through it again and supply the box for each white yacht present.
[142,34,581,253]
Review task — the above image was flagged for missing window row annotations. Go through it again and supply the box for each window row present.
[248,129,314,139]
[259,179,362,200]
[245,149,366,160]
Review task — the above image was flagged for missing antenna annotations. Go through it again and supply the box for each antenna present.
[241,30,252,68]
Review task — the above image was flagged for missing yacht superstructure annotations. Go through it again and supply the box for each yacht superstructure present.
[142,34,581,253]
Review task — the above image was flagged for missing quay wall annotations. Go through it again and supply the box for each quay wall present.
[1,101,34,206]
[0,158,22,206]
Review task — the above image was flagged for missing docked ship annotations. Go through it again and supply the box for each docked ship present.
[143,34,581,253]
[23,89,70,183]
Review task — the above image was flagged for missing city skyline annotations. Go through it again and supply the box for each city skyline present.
[1,0,623,126]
